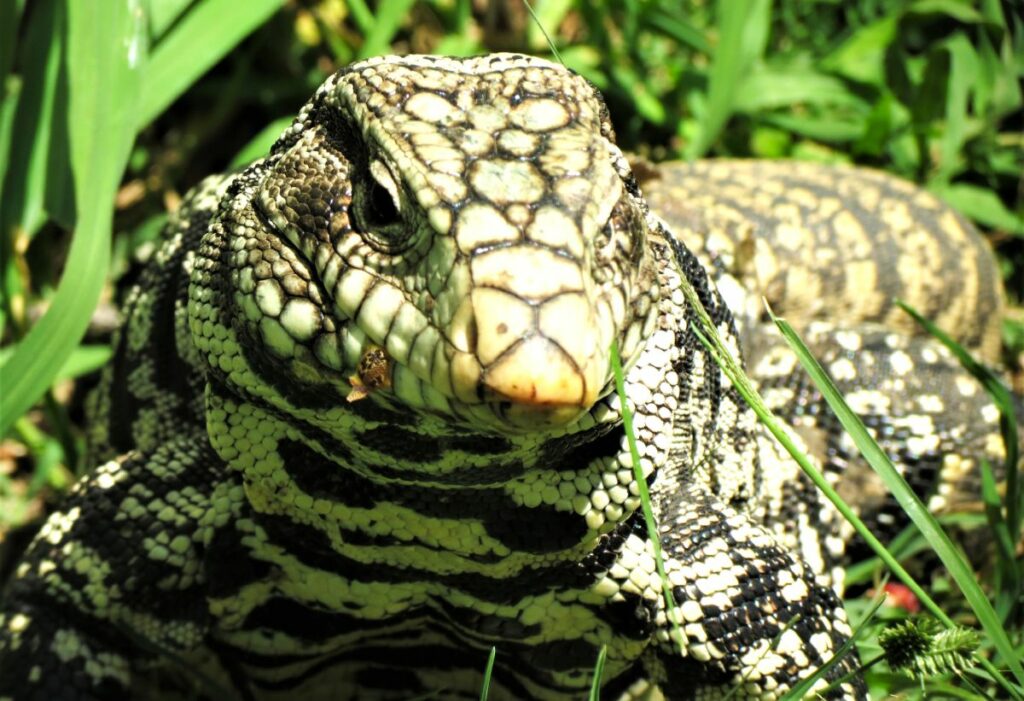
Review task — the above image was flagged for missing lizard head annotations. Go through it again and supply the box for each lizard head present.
[215,54,659,431]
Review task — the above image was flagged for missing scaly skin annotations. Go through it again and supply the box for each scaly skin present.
[2,53,1009,700]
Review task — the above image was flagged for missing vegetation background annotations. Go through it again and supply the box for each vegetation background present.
[0,0,1022,698]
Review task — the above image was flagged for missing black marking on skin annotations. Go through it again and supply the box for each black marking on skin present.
[352,426,518,464]
[537,421,621,472]
[1,586,144,700]
[241,597,420,643]
[255,511,630,604]
[600,592,658,641]
[432,598,539,642]
[327,525,506,564]
[48,457,205,605]
[105,326,138,452]
[279,438,375,509]
[285,413,526,485]
[600,661,648,701]
[106,210,210,453]
[279,438,587,553]
[228,305,350,415]
[665,233,759,501]
[205,523,275,600]
[352,666,428,695]
[357,425,446,462]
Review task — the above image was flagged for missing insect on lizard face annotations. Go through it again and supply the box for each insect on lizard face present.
[250,54,659,432]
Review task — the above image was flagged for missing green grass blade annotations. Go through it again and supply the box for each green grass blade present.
[610,342,686,655]
[675,271,1021,696]
[770,312,1024,692]
[936,32,976,181]
[1,0,65,240]
[842,512,988,587]
[0,344,111,382]
[148,0,195,40]
[356,0,417,60]
[0,0,20,99]
[733,66,866,113]
[588,645,607,701]
[684,0,770,158]
[781,592,886,701]
[896,298,1021,622]
[895,299,1020,546]
[523,0,564,66]
[345,0,374,35]
[525,0,574,52]
[981,459,1019,621]
[139,0,284,126]
[229,116,294,169]
[645,9,711,54]
[932,182,1024,235]
[0,0,146,437]
[479,646,496,701]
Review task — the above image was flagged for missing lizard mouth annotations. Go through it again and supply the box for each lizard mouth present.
[339,276,616,432]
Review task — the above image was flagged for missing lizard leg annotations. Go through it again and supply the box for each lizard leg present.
[650,485,865,700]
[0,437,230,699]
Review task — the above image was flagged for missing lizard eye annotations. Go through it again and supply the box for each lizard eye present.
[353,159,409,252]
[365,163,401,227]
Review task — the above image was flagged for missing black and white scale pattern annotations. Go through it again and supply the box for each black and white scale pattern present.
[0,53,1011,701]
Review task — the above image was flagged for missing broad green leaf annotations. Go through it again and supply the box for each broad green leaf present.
[559,46,607,89]
[684,0,771,158]
[820,15,898,86]
[139,0,284,126]
[910,47,949,127]
[761,112,863,142]
[431,34,484,58]
[936,33,977,182]
[609,64,666,125]
[0,344,111,381]
[987,28,1023,117]
[734,65,866,112]
[148,0,194,40]
[0,0,146,436]
[971,31,998,116]
[749,125,791,157]
[229,116,294,169]
[932,182,1024,234]
[789,140,850,164]
[854,92,897,156]
[907,0,986,23]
